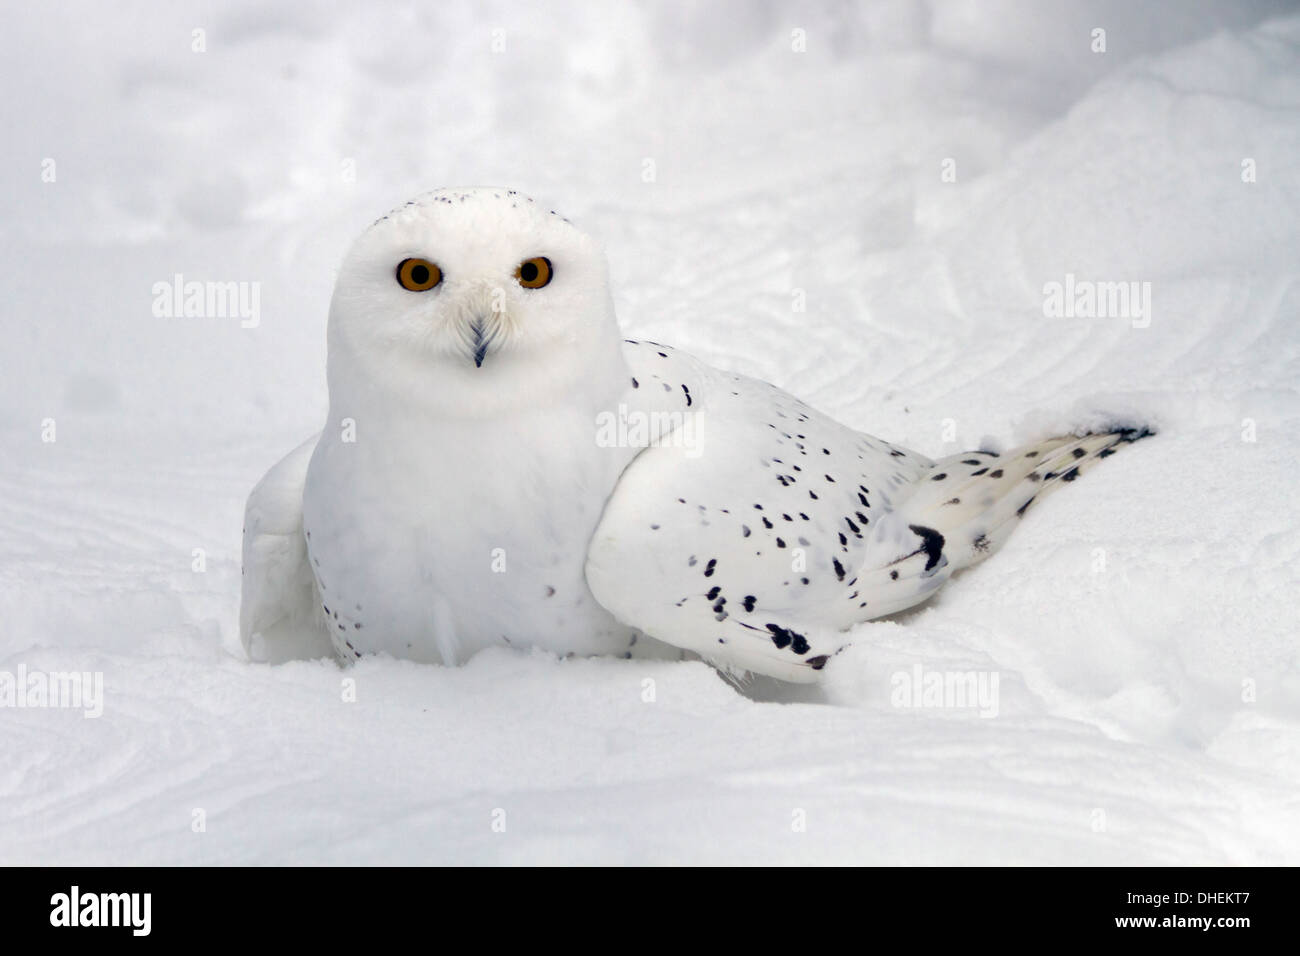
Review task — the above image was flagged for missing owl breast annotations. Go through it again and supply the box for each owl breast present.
[301,404,640,664]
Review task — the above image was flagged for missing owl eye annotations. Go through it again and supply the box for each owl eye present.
[396,258,442,291]
[515,256,553,289]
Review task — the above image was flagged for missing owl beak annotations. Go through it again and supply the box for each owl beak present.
[470,318,489,368]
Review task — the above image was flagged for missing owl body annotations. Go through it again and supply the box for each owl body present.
[302,397,640,664]
[240,188,1149,681]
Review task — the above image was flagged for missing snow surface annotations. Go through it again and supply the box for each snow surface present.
[2,0,1298,864]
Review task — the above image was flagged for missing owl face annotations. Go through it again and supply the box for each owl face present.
[326,188,623,416]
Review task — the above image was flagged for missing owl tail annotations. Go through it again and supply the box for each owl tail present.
[897,427,1153,574]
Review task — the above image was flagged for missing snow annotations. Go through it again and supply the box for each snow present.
[2,0,1298,864]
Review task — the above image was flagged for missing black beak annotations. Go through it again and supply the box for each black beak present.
[471,319,489,368]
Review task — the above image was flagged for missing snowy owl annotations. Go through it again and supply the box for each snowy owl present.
[240,188,1149,683]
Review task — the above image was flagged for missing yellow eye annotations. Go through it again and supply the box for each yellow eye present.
[515,256,553,289]
[396,258,442,291]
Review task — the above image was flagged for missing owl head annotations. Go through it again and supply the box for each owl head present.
[326,188,628,418]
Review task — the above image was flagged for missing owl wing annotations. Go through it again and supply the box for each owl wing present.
[585,341,941,682]
[239,434,334,663]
